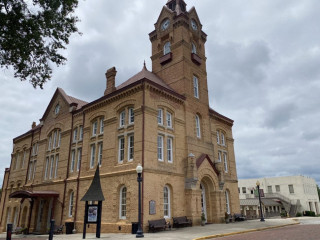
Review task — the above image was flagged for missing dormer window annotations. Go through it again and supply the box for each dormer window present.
[164,42,171,55]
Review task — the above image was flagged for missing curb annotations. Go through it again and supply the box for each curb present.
[193,222,300,240]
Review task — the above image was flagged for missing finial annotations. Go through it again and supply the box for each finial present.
[142,60,147,70]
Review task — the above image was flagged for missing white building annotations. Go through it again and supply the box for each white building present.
[238,176,320,217]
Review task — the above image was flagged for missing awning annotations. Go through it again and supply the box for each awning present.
[9,190,59,199]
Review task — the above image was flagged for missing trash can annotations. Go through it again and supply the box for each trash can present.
[65,222,74,234]
[131,222,139,234]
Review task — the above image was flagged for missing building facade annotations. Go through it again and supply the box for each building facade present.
[238,176,320,218]
[0,0,240,234]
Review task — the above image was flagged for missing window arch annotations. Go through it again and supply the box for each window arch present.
[163,185,171,218]
[164,42,171,55]
[225,190,230,214]
[119,186,127,219]
[195,114,201,138]
[192,42,197,54]
[69,191,74,217]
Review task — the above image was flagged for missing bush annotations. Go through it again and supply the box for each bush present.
[280,211,287,217]
[304,211,316,216]
[296,212,302,217]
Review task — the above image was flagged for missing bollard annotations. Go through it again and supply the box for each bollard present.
[49,219,55,240]
[6,223,12,240]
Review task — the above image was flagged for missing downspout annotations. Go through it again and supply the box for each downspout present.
[141,81,145,228]
[0,168,10,227]
[73,111,85,231]
[61,111,74,224]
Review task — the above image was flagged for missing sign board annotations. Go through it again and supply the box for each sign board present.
[88,205,98,223]
[149,200,156,215]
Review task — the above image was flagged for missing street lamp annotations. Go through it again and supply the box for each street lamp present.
[136,164,144,238]
[256,181,265,222]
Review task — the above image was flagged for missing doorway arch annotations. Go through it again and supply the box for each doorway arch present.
[199,176,215,223]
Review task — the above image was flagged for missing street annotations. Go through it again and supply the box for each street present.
[213,224,320,240]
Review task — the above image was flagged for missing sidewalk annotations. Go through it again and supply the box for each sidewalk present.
[0,218,299,240]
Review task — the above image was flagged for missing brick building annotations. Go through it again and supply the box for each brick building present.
[0,0,240,234]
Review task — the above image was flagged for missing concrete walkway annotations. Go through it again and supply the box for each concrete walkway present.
[0,218,309,240]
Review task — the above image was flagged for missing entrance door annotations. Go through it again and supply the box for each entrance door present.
[36,200,45,232]
[200,183,207,223]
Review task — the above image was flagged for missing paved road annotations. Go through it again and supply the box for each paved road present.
[212,224,320,240]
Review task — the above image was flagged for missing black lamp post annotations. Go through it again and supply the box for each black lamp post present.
[256,181,265,222]
[136,164,144,238]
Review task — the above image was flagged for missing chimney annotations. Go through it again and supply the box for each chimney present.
[104,67,117,96]
[32,122,36,129]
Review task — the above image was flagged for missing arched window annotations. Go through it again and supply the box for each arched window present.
[164,186,171,218]
[120,186,127,219]
[225,190,230,214]
[69,191,74,217]
[192,43,197,54]
[164,42,171,55]
[195,115,201,138]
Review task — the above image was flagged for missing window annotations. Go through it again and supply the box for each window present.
[128,135,134,161]
[218,151,222,162]
[77,148,82,171]
[225,191,230,214]
[195,115,201,138]
[15,152,20,170]
[55,104,60,115]
[288,184,294,194]
[44,157,49,180]
[129,108,134,124]
[70,150,75,172]
[92,121,98,136]
[164,186,170,218]
[32,160,37,180]
[118,137,125,163]
[223,153,228,172]
[73,128,78,143]
[79,126,83,141]
[53,130,57,148]
[54,155,59,178]
[242,187,246,194]
[238,188,240,193]
[22,150,26,169]
[276,185,280,192]
[221,132,225,146]
[49,156,54,179]
[216,131,220,144]
[166,112,172,128]
[58,130,61,147]
[28,162,33,180]
[48,135,52,150]
[98,142,103,166]
[192,43,197,54]
[120,111,125,127]
[268,186,272,193]
[69,191,74,217]
[100,118,104,134]
[90,144,96,168]
[157,135,164,161]
[120,186,127,219]
[193,76,199,98]
[164,42,171,55]
[167,137,173,163]
[158,109,163,125]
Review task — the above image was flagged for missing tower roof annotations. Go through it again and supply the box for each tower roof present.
[166,0,187,14]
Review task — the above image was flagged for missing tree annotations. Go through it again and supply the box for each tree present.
[0,0,80,88]
[317,185,320,201]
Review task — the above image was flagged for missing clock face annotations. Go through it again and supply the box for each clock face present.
[161,19,170,31]
[191,19,198,30]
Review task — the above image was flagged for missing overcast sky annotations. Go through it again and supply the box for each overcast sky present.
[1,0,320,187]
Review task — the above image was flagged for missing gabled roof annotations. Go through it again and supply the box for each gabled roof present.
[40,87,88,121]
[117,64,175,93]
[209,108,234,126]
[196,154,220,176]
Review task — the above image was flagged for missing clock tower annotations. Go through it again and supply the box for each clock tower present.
[149,0,209,107]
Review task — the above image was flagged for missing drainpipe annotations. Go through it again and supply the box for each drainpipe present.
[73,111,85,231]
[141,80,146,228]
[61,112,74,224]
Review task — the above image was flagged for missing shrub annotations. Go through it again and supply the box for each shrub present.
[304,211,316,216]
[296,212,302,217]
